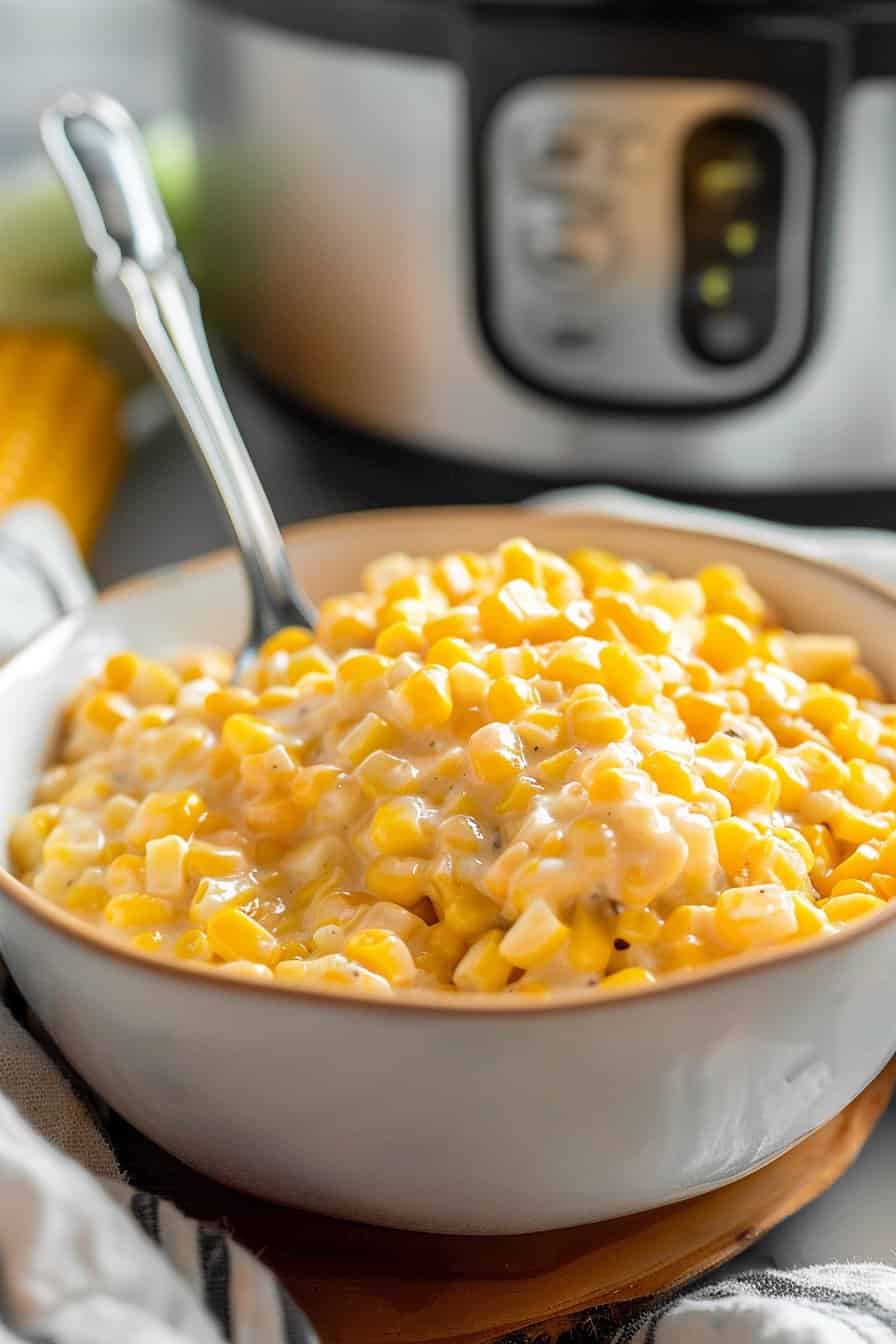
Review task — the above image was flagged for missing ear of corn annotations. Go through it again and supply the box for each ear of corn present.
[0,330,125,552]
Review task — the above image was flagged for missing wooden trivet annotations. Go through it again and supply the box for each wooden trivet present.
[113,1059,896,1344]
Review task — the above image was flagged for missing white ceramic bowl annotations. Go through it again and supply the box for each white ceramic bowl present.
[2,507,896,1235]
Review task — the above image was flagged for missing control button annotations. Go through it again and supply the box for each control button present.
[572,222,615,274]
[521,196,577,267]
[695,311,756,362]
[613,128,650,173]
[523,121,611,188]
[521,195,614,277]
[526,309,603,356]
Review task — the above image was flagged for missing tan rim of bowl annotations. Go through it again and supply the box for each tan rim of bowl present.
[2,504,896,1018]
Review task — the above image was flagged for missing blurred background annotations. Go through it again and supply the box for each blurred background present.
[3,0,896,592]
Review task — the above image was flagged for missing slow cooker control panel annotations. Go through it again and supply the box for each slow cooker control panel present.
[482,80,814,408]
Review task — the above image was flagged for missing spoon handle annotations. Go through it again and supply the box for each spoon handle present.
[41,92,316,645]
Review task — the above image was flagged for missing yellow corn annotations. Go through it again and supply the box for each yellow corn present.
[468,721,526,784]
[20,535,896,1001]
[499,898,568,968]
[105,894,175,929]
[599,966,656,993]
[453,930,511,991]
[568,904,613,973]
[0,332,125,551]
[823,892,887,923]
[207,906,278,964]
[345,928,416,985]
[369,796,430,855]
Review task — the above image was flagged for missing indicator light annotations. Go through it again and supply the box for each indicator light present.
[725,220,758,256]
[697,158,761,199]
[697,266,732,308]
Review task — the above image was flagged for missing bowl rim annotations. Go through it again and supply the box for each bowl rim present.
[3,501,896,1019]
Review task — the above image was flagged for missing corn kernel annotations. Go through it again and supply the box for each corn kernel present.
[792,892,830,938]
[585,765,643,804]
[802,686,855,732]
[830,713,881,762]
[518,706,566,751]
[105,894,175,929]
[468,721,526,784]
[425,637,474,669]
[675,690,728,741]
[453,930,511,991]
[345,928,416,985]
[487,675,536,722]
[370,796,431,856]
[207,906,278,964]
[778,634,858,683]
[699,613,755,671]
[338,712,396,767]
[365,855,428,905]
[830,802,893,845]
[204,687,259,720]
[567,698,628,745]
[823,892,887,923]
[424,607,480,644]
[449,661,491,707]
[397,666,453,730]
[698,564,764,624]
[145,835,187,897]
[568,904,613,973]
[222,714,280,759]
[497,776,543,814]
[317,596,377,651]
[643,751,696,800]
[433,553,476,602]
[443,884,500,938]
[64,882,106,914]
[104,651,139,691]
[615,908,663,945]
[355,750,418,798]
[499,898,568,968]
[499,537,541,584]
[845,760,893,811]
[337,651,389,689]
[82,691,135,733]
[174,929,212,961]
[132,931,165,954]
[838,665,883,699]
[259,626,314,658]
[727,762,781,816]
[660,936,713,973]
[871,873,896,902]
[479,580,554,646]
[599,967,656,993]
[715,885,798,951]
[537,747,581,783]
[830,879,876,898]
[375,621,426,657]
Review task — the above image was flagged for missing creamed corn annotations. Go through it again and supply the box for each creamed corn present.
[11,539,896,997]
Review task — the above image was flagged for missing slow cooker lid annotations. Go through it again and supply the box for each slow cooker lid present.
[189,0,888,64]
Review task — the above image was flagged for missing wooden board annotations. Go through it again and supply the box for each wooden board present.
[113,1060,896,1344]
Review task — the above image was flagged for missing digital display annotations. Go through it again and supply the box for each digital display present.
[679,115,784,366]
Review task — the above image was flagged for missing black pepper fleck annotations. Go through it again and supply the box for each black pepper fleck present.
[613,938,630,951]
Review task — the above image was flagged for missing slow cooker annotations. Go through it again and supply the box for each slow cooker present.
[185,2,896,489]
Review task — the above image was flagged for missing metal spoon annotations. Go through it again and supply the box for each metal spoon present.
[40,92,317,677]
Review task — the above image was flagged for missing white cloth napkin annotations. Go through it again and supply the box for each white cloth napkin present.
[3,494,896,1344]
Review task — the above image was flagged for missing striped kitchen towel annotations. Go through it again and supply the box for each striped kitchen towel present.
[514,1266,896,1343]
